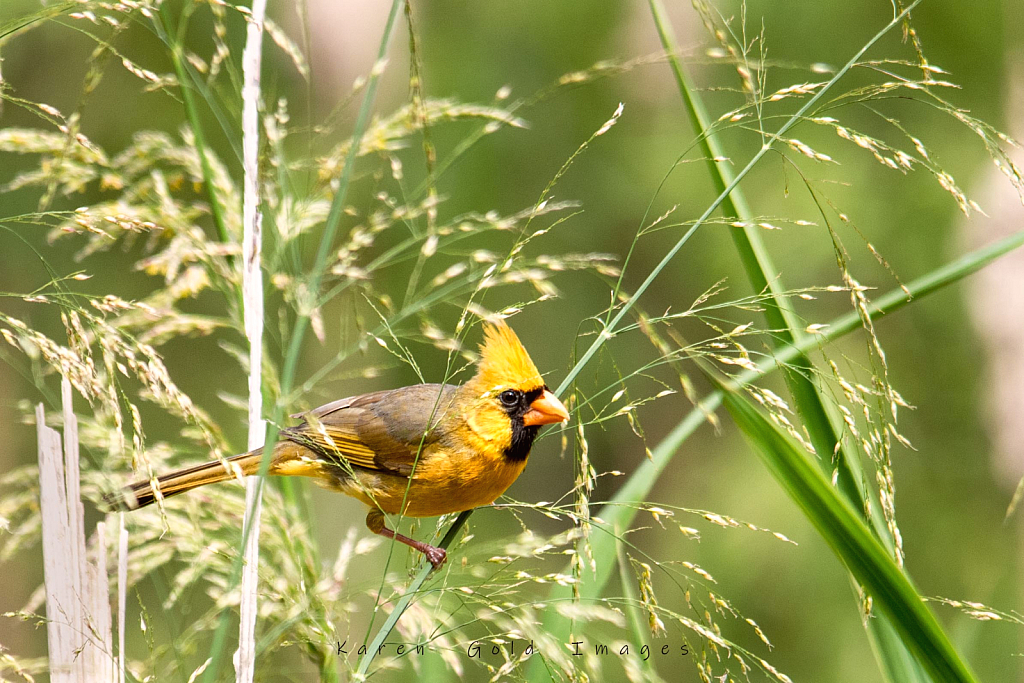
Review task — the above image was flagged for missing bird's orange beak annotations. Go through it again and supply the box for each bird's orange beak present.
[522,390,570,426]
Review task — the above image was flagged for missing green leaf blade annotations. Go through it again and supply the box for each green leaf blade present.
[529,226,1024,679]
[717,379,978,683]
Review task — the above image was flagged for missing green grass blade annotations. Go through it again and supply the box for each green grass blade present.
[0,1,78,40]
[646,1,922,678]
[615,531,666,683]
[154,9,231,249]
[532,3,921,673]
[278,0,404,402]
[646,0,878,538]
[532,227,1024,673]
[647,0,793,328]
[712,371,977,683]
[867,614,934,683]
[606,225,1024,581]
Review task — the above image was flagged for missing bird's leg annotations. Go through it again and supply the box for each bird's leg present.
[365,509,447,569]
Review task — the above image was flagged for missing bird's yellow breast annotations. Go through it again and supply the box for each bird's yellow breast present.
[333,440,527,518]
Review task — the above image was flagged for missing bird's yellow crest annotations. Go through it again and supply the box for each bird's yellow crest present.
[472,321,543,391]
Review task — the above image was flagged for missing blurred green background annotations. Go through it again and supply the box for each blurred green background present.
[1,0,1022,681]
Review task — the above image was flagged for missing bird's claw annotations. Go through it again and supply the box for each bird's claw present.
[424,545,447,569]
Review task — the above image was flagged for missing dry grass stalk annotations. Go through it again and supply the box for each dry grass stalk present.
[236,0,268,680]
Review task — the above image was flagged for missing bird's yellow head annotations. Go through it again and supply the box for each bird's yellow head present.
[475,320,543,391]
[461,320,569,461]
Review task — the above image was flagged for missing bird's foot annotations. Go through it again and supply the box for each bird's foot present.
[423,544,447,569]
[365,510,448,569]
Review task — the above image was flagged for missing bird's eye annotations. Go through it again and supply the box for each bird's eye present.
[499,390,519,407]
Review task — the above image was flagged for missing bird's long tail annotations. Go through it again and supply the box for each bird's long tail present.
[106,446,284,511]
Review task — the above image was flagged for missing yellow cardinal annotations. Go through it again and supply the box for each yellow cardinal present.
[110,321,569,567]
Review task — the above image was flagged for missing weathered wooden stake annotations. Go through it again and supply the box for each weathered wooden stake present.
[36,379,115,681]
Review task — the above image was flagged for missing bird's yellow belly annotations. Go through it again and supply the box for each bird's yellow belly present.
[334,446,528,517]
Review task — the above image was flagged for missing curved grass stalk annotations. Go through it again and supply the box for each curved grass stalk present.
[649,0,879,538]
[647,0,924,679]
[555,1,920,396]
[534,226,1024,677]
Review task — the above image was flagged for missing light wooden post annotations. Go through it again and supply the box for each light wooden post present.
[37,379,115,681]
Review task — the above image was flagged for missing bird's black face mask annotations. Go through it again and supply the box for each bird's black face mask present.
[498,387,544,461]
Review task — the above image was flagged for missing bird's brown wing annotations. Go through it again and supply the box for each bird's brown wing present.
[285,384,459,477]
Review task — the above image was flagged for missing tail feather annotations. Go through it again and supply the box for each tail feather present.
[105,449,267,511]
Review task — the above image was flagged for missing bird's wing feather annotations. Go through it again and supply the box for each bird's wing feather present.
[286,384,458,477]
[289,390,393,420]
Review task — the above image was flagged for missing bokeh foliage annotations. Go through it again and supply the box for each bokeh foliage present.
[1,1,1022,681]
